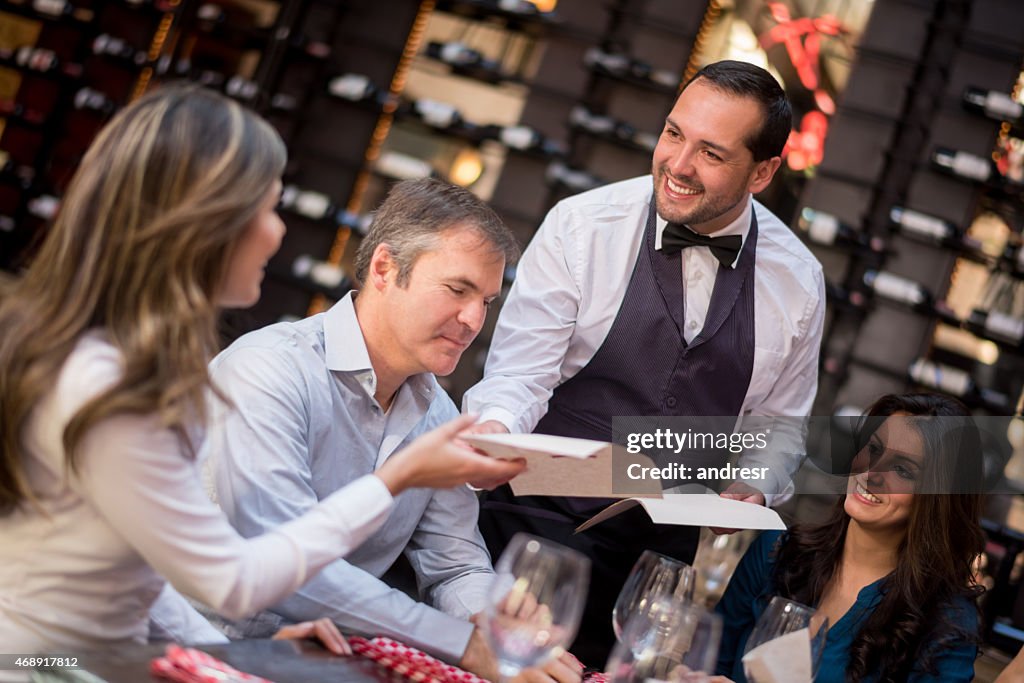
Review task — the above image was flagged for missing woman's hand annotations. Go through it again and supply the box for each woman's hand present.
[272,618,351,655]
[376,414,526,495]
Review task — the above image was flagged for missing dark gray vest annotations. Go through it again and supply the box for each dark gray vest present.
[535,195,757,452]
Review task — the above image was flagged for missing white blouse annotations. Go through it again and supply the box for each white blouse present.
[0,332,393,667]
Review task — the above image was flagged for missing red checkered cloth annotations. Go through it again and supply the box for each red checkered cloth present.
[350,636,608,683]
[350,636,485,683]
[150,643,276,683]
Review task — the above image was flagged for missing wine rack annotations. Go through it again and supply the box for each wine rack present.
[791,0,1024,424]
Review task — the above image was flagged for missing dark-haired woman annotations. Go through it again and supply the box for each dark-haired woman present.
[713,392,984,683]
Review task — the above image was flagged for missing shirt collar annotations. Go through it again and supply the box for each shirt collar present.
[322,291,435,401]
[654,193,753,269]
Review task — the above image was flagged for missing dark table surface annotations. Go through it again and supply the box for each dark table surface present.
[51,639,396,682]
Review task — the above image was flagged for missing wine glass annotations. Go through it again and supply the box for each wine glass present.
[478,533,591,681]
[606,597,722,683]
[741,596,829,683]
[693,529,754,607]
[612,550,697,642]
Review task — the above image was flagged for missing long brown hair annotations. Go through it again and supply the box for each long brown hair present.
[0,84,286,513]
[773,393,985,682]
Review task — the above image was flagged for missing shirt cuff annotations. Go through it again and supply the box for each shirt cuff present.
[402,609,477,664]
[476,407,518,432]
[762,481,794,508]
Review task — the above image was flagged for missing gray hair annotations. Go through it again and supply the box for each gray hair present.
[354,178,519,285]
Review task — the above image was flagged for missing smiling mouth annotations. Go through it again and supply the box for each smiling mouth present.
[666,176,701,196]
[855,482,882,504]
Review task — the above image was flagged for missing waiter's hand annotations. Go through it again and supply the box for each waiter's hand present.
[459,420,517,490]
[710,481,765,535]
[463,420,511,435]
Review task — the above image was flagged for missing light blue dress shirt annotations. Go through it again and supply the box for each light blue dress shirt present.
[202,293,493,663]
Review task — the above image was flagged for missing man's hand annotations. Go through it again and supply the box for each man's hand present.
[459,420,518,490]
[513,650,583,683]
[272,618,351,655]
[461,617,583,683]
[459,627,500,681]
[710,481,766,535]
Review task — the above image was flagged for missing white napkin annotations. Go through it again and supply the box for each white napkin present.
[741,627,813,683]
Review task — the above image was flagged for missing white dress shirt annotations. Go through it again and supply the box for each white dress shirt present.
[0,332,392,677]
[654,195,752,344]
[463,175,825,500]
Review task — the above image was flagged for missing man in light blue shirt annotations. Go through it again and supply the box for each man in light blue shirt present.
[203,179,554,679]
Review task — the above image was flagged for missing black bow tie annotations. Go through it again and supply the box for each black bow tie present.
[661,223,742,267]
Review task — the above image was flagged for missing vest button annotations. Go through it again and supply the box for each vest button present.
[666,396,677,408]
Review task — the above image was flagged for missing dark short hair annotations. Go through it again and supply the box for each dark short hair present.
[354,178,520,285]
[681,60,792,161]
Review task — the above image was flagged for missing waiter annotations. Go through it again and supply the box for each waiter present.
[463,60,825,664]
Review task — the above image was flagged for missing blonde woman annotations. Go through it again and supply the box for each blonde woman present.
[0,84,523,668]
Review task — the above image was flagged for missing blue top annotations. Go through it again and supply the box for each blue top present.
[714,531,978,683]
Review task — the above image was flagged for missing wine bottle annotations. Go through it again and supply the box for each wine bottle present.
[73,87,116,115]
[908,358,1009,413]
[962,86,1024,126]
[223,76,297,112]
[930,146,1024,191]
[279,185,339,222]
[425,41,492,69]
[26,194,58,220]
[583,48,679,89]
[292,255,346,290]
[545,161,603,192]
[1,46,83,78]
[932,147,995,183]
[327,73,382,104]
[797,208,885,254]
[496,0,548,14]
[375,151,433,180]
[568,103,658,151]
[888,206,988,263]
[494,124,565,156]
[196,2,226,24]
[92,33,147,65]
[569,105,615,135]
[966,309,1024,348]
[31,0,94,22]
[863,270,932,311]
[423,40,515,85]
[338,209,373,236]
[410,98,461,129]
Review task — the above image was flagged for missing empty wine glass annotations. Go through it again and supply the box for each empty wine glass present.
[742,596,829,683]
[606,597,722,683]
[478,533,590,681]
[612,550,697,642]
[694,529,754,607]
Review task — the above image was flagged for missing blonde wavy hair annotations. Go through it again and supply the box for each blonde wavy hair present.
[0,84,286,513]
